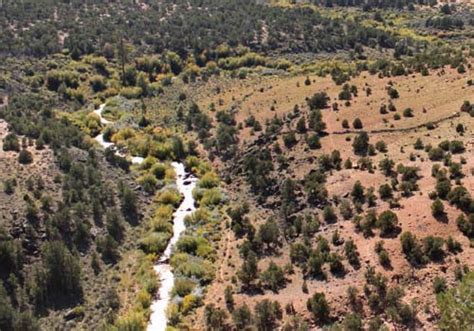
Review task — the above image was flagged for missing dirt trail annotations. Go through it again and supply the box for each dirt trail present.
[330,111,461,135]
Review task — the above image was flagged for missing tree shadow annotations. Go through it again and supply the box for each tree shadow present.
[380,226,402,239]
[434,213,449,224]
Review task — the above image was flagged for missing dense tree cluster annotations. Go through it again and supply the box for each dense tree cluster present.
[1,0,417,61]
[310,0,437,10]
[0,87,141,327]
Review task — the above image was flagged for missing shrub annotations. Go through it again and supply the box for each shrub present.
[3,179,16,195]
[258,218,280,249]
[437,272,474,331]
[351,181,365,204]
[447,186,471,211]
[460,100,472,113]
[436,179,451,199]
[171,253,215,282]
[172,278,196,297]
[423,236,445,261]
[339,200,353,220]
[414,138,424,150]
[115,312,147,331]
[296,117,306,133]
[328,253,345,275]
[376,242,391,268]
[151,206,173,232]
[18,149,33,164]
[433,276,447,294]
[353,118,363,129]
[403,108,414,117]
[3,133,20,151]
[204,304,228,330]
[400,232,425,265]
[307,253,325,279]
[456,214,473,239]
[199,188,223,207]
[323,205,337,223]
[138,174,158,194]
[232,304,252,329]
[379,157,394,176]
[352,132,369,155]
[307,292,330,324]
[121,86,143,99]
[89,75,106,92]
[429,147,444,161]
[198,172,220,189]
[378,184,393,200]
[388,87,399,99]
[343,314,363,331]
[431,199,445,217]
[449,140,465,154]
[149,163,167,179]
[308,109,326,133]
[307,92,329,110]
[260,261,286,292]
[375,140,387,153]
[46,70,79,91]
[254,299,282,331]
[139,232,170,254]
[224,285,234,308]
[377,210,399,236]
[155,189,181,206]
[283,132,297,148]
[439,140,450,151]
[446,236,462,253]
[306,134,321,149]
[344,240,360,269]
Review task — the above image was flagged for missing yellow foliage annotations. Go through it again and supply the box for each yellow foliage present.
[181,294,199,314]
[199,188,222,207]
[198,171,220,189]
[166,303,180,326]
[137,289,151,309]
[139,156,158,171]
[155,189,181,206]
[115,311,146,331]
[164,168,176,181]
[112,127,135,143]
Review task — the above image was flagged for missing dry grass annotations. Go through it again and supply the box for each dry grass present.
[190,65,474,328]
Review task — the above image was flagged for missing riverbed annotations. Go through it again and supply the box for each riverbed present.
[93,103,197,331]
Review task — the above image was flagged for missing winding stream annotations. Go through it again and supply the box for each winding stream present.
[148,163,197,330]
[93,104,197,331]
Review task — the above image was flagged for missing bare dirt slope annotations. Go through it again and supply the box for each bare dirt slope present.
[190,66,473,329]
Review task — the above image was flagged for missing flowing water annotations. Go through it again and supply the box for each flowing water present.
[93,104,197,331]
[148,162,197,331]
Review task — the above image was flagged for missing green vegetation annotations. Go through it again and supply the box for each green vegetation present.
[0,0,473,330]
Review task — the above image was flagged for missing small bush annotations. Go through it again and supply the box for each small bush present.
[139,232,171,254]
[353,118,363,129]
[18,149,33,164]
[433,276,447,294]
[155,189,181,206]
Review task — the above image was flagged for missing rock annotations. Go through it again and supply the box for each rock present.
[64,307,84,321]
